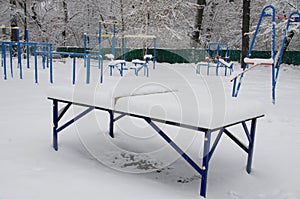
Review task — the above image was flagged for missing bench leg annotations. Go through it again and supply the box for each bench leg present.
[109,110,114,138]
[247,118,257,173]
[200,130,211,197]
[52,100,59,151]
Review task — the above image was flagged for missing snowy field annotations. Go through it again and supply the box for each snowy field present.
[1,57,300,199]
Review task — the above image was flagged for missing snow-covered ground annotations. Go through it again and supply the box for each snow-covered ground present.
[1,57,300,199]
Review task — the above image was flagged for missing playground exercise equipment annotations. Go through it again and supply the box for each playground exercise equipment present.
[196,42,233,76]
[131,54,153,77]
[1,27,103,85]
[231,5,300,103]
[83,21,118,68]
[108,34,157,77]
[1,27,52,83]
[123,34,157,70]
[106,53,127,77]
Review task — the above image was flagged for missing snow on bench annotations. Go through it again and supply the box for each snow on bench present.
[218,58,234,68]
[244,57,274,65]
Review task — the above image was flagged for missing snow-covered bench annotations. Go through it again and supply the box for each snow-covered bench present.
[106,54,127,76]
[47,77,264,197]
[130,54,153,77]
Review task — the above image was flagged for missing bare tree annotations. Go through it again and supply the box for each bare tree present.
[191,0,206,48]
[241,0,250,68]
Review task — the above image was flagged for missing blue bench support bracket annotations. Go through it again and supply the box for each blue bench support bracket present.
[52,99,93,151]
[48,97,262,197]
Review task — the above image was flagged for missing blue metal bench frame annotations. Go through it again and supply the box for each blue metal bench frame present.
[49,97,264,197]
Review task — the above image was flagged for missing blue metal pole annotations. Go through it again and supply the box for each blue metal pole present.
[200,130,211,198]
[99,55,103,84]
[246,118,257,173]
[34,43,38,82]
[50,44,53,84]
[124,37,126,61]
[9,44,13,78]
[112,23,116,58]
[34,44,38,83]
[2,44,7,80]
[72,56,76,85]
[52,99,58,151]
[153,37,156,69]
[25,29,30,68]
[99,23,102,57]
[109,110,114,138]
[86,55,90,84]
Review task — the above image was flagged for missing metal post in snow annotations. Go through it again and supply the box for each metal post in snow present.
[52,100,58,151]
[9,44,13,78]
[50,44,53,84]
[34,44,38,83]
[86,54,90,84]
[200,130,211,198]
[26,29,30,69]
[99,55,103,84]
[2,44,7,80]
[153,37,156,69]
[72,56,76,85]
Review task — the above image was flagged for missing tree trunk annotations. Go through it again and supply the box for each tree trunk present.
[205,1,217,45]
[191,0,206,48]
[62,0,68,46]
[241,0,250,68]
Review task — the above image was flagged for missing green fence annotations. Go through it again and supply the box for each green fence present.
[55,46,300,65]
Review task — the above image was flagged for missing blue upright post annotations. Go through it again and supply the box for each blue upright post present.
[153,37,156,69]
[2,44,7,80]
[99,55,103,84]
[98,23,102,57]
[9,44,13,78]
[200,130,211,198]
[52,100,58,151]
[15,29,23,79]
[49,44,53,84]
[123,37,127,61]
[25,29,30,68]
[72,56,76,85]
[34,44,38,83]
[247,118,257,173]
[86,55,90,84]
[109,110,114,138]
[112,23,116,58]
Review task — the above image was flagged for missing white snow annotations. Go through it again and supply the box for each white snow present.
[244,57,274,65]
[1,57,300,199]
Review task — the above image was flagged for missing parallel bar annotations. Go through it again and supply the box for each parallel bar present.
[145,118,204,176]
[247,118,257,173]
[224,129,248,153]
[56,107,93,134]
[200,130,211,197]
